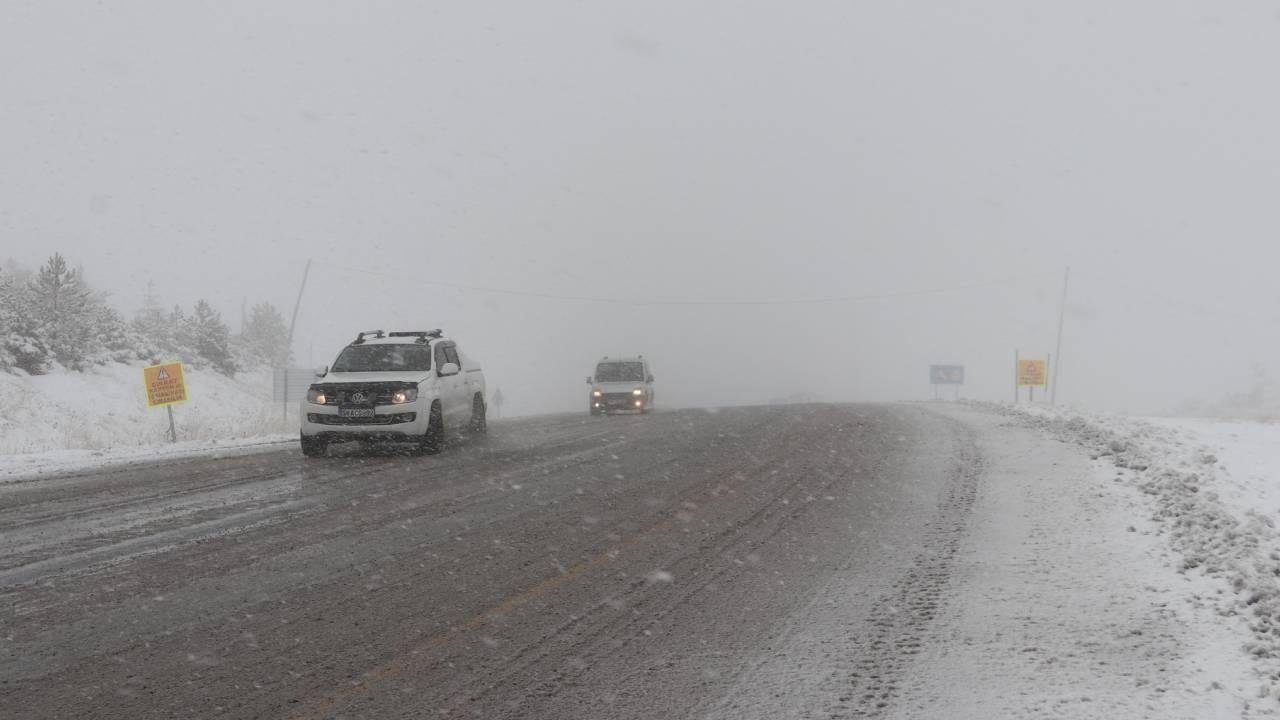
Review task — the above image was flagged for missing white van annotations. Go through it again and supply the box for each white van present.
[587,356,655,415]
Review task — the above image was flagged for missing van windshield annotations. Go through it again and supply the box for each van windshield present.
[595,362,645,382]
[332,344,432,372]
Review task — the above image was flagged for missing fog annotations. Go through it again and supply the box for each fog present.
[4,1,1279,417]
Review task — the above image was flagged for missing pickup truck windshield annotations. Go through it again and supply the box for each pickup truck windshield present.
[595,362,645,382]
[332,344,432,372]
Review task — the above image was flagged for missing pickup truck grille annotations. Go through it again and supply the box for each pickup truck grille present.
[317,382,415,406]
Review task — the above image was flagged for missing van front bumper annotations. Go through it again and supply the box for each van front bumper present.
[594,393,646,411]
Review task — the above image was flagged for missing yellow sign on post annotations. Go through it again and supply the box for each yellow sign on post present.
[143,362,186,443]
[143,362,188,407]
[1017,358,1047,387]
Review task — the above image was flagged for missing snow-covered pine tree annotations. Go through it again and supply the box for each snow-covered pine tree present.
[0,264,50,373]
[133,282,166,337]
[239,301,291,368]
[191,299,237,375]
[166,304,200,365]
[88,297,139,365]
[28,253,94,370]
[130,281,171,363]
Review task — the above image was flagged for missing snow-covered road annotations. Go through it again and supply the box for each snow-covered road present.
[1,402,1276,718]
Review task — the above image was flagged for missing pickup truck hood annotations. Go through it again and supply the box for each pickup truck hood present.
[316,371,432,385]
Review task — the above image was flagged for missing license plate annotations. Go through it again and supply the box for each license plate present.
[338,407,376,418]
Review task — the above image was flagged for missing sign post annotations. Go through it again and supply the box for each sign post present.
[1016,357,1048,402]
[142,361,188,442]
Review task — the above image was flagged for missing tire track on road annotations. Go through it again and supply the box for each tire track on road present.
[826,422,982,719]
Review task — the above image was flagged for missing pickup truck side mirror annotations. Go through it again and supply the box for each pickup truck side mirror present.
[315,366,328,378]
[585,376,593,384]
[647,374,655,383]
[439,362,461,377]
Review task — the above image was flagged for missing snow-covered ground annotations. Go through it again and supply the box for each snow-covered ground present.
[0,434,297,484]
[708,403,1272,718]
[1144,417,1280,542]
[898,405,1262,718]
[0,363,296,480]
[986,402,1280,711]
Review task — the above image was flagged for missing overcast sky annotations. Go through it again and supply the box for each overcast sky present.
[4,1,1280,415]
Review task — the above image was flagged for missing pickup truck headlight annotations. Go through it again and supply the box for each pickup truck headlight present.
[391,388,419,404]
[592,389,602,397]
[307,388,328,405]
[632,388,644,396]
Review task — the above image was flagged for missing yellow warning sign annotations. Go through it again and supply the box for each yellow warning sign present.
[1017,358,1047,387]
[143,362,188,407]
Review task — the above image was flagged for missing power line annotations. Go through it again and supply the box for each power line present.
[313,259,1054,308]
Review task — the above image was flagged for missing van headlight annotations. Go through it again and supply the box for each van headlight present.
[391,388,419,404]
[307,388,328,405]
[632,388,643,396]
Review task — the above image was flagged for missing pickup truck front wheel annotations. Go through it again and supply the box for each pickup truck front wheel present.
[417,402,444,455]
[300,434,327,458]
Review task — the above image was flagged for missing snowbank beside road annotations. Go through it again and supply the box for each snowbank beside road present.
[994,402,1280,697]
[0,434,296,484]
[1144,418,1280,535]
[0,363,295,462]
[887,405,1256,718]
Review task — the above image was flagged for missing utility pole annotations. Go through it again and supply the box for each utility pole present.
[1051,266,1070,406]
[285,258,312,368]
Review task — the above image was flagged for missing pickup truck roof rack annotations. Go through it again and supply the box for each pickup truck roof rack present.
[351,330,385,344]
[388,330,443,343]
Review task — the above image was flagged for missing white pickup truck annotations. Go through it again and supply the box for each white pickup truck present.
[300,330,486,457]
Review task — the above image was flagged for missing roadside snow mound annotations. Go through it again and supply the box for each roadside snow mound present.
[989,402,1280,688]
[0,363,293,455]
